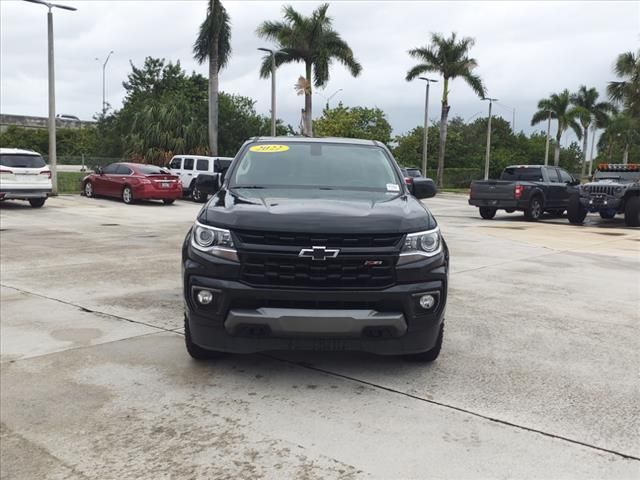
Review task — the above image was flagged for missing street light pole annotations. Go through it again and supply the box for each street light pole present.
[24,0,77,195]
[418,77,437,177]
[588,124,597,175]
[99,50,114,115]
[544,111,552,166]
[258,48,278,136]
[483,97,498,180]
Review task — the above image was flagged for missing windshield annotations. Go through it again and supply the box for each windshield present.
[230,142,401,192]
[0,154,46,168]
[500,167,543,181]
[594,170,640,183]
[137,165,170,175]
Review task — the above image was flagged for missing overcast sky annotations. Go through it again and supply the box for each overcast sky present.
[1,0,638,146]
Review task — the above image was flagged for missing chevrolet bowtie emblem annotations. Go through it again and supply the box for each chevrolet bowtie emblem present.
[298,246,340,261]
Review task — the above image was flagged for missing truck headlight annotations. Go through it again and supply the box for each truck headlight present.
[401,227,442,258]
[191,221,238,261]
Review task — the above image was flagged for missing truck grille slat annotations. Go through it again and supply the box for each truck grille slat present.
[234,230,402,248]
[239,253,395,288]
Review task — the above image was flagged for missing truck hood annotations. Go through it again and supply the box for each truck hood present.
[198,187,436,234]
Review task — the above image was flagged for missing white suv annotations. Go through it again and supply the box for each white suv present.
[166,155,233,202]
[0,148,52,208]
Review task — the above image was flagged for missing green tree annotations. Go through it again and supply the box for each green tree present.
[405,32,486,187]
[607,49,640,117]
[193,0,232,155]
[313,103,392,143]
[256,3,362,137]
[597,112,640,164]
[531,89,582,167]
[570,86,615,176]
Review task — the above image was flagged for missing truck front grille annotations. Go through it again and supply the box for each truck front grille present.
[588,185,616,196]
[239,252,395,288]
[234,230,402,248]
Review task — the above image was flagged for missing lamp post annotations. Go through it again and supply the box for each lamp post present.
[316,88,343,110]
[482,97,498,180]
[418,77,437,176]
[24,0,77,195]
[96,50,114,115]
[258,47,281,136]
[544,110,552,166]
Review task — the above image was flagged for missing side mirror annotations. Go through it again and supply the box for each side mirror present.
[195,173,221,195]
[412,177,437,199]
[570,178,581,186]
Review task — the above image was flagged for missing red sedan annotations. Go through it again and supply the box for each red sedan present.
[82,163,182,204]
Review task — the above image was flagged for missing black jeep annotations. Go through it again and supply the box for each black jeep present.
[567,164,640,227]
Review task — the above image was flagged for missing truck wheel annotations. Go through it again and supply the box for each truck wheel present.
[29,198,46,208]
[184,317,227,360]
[479,207,497,219]
[524,196,543,221]
[192,185,208,203]
[567,195,587,224]
[624,196,640,227]
[599,210,616,220]
[404,324,443,362]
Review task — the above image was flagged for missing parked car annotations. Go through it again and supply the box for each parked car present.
[568,163,640,227]
[400,167,423,186]
[82,163,181,205]
[183,137,448,362]
[166,155,233,202]
[0,148,52,208]
[468,165,579,221]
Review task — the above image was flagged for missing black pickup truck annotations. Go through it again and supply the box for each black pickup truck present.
[183,137,448,362]
[469,165,580,221]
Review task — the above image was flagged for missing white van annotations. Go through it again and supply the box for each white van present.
[167,155,233,202]
[0,148,52,208]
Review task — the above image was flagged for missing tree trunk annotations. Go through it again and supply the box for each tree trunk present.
[554,129,562,167]
[208,36,219,156]
[436,77,449,188]
[623,143,629,164]
[580,126,589,177]
[304,62,313,137]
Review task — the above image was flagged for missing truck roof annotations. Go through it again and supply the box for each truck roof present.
[250,136,381,147]
[504,165,547,169]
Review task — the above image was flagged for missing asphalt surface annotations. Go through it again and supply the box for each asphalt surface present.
[1,194,638,479]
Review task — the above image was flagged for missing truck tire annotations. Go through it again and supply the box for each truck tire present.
[624,196,640,227]
[524,195,543,221]
[479,207,497,219]
[29,198,46,208]
[191,181,208,203]
[184,317,226,360]
[599,210,616,220]
[404,324,443,362]
[567,195,587,224]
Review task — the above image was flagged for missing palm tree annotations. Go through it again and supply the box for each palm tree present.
[406,33,486,187]
[598,112,639,164]
[570,86,614,176]
[256,3,362,137]
[531,90,582,167]
[607,49,640,117]
[193,0,231,155]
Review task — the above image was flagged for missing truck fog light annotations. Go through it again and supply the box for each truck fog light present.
[419,294,436,310]
[197,290,214,305]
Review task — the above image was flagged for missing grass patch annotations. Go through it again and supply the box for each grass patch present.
[440,188,469,194]
[57,172,85,194]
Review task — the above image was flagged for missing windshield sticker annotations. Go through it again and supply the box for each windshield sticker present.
[386,184,400,192]
[249,144,290,153]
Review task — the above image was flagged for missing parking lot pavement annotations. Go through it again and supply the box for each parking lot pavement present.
[1,194,639,479]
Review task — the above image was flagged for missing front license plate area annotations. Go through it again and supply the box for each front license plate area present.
[287,338,350,351]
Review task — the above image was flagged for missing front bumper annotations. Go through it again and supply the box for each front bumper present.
[184,259,447,355]
[0,188,52,199]
[580,195,623,212]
